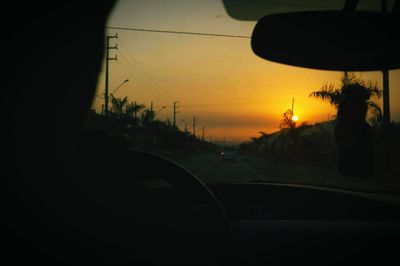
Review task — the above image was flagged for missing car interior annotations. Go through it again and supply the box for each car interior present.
[5,0,400,265]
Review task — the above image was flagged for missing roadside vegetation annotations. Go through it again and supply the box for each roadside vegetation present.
[84,96,219,159]
[239,73,400,183]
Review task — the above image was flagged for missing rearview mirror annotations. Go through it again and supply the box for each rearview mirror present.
[251,11,400,71]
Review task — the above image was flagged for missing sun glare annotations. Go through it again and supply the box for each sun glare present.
[292,115,299,122]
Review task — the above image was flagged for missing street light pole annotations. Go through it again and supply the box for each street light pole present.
[110,79,130,96]
[156,106,166,115]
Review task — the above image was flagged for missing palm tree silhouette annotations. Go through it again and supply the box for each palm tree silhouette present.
[309,72,382,122]
[125,102,145,127]
[141,109,156,128]
[126,102,145,117]
[110,95,128,119]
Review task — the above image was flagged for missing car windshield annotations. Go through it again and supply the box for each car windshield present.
[88,0,400,193]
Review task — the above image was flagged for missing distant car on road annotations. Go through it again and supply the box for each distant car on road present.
[221,147,237,163]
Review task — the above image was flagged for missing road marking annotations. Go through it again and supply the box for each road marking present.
[196,161,220,176]
[239,159,267,181]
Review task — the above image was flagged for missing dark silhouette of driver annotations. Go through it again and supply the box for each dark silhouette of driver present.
[5,2,231,265]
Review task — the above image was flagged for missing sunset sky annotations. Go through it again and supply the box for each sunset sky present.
[94,0,400,143]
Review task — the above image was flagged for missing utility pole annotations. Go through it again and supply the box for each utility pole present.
[192,116,197,137]
[104,33,118,117]
[184,123,188,133]
[202,126,205,142]
[291,97,295,115]
[173,101,180,127]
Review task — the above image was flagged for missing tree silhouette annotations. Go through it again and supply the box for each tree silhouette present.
[125,102,145,126]
[279,109,296,130]
[309,73,382,123]
[110,95,128,119]
[141,109,155,128]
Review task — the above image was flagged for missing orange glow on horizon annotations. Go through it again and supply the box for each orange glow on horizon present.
[94,1,400,143]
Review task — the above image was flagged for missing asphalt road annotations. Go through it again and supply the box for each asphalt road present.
[174,153,400,192]
[191,156,400,204]
[176,154,266,184]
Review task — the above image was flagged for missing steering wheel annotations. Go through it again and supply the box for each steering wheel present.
[128,149,234,264]
[72,132,234,264]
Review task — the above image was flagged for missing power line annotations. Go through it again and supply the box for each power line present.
[114,59,149,101]
[119,47,169,101]
[127,50,171,100]
[115,54,150,100]
[117,49,165,103]
[121,42,208,107]
[181,101,270,107]
[106,26,251,39]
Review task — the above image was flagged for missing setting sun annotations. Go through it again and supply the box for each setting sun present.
[94,0,400,143]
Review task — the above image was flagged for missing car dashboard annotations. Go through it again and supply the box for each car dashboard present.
[208,182,400,264]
